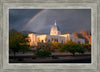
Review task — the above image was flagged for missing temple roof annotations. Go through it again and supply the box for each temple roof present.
[51,20,60,31]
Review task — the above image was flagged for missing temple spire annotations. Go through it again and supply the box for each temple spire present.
[54,20,56,26]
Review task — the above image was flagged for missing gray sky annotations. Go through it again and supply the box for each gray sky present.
[9,9,91,34]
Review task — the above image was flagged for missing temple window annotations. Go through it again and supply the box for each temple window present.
[48,39,50,42]
[41,40,43,43]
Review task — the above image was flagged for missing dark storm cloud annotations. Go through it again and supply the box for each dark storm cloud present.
[9,9,91,34]
[9,9,42,31]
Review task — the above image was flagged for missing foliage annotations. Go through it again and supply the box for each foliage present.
[59,41,84,55]
[59,43,68,53]
[37,43,55,51]
[43,43,52,51]
[82,44,91,52]
[52,41,60,49]
[66,40,76,44]
[35,50,51,57]
[76,44,84,54]
[9,32,29,57]
[20,44,29,54]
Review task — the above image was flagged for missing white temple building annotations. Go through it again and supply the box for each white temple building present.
[28,21,85,46]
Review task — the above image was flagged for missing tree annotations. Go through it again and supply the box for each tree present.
[9,32,29,60]
[60,43,77,55]
[82,44,91,52]
[66,40,76,44]
[76,44,84,54]
[59,43,68,53]
[44,43,55,51]
[37,43,55,52]
[68,44,84,55]
[52,41,60,49]
[67,44,77,56]
[35,50,51,57]
[59,42,84,56]
[9,37,20,57]
[20,44,29,54]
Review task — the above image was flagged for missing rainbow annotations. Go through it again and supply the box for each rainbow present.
[21,9,45,31]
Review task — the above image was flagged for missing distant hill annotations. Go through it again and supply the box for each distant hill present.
[9,29,17,34]
[19,31,36,36]
[20,31,49,36]
[9,29,36,36]
[72,30,91,44]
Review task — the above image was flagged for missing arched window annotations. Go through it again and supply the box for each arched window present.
[41,40,43,43]
[48,39,50,42]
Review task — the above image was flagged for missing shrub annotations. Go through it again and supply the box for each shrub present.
[35,50,51,57]
[52,41,60,49]
[76,45,84,54]
[20,44,29,54]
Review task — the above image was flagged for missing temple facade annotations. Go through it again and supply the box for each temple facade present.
[28,21,85,46]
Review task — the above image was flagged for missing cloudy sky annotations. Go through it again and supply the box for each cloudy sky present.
[9,9,91,34]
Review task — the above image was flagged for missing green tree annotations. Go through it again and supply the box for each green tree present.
[66,40,76,44]
[35,50,51,57]
[37,43,55,52]
[67,44,77,56]
[52,41,60,49]
[44,43,55,51]
[9,37,20,57]
[82,44,91,52]
[76,44,84,54]
[59,42,84,56]
[20,44,29,54]
[59,43,69,53]
[9,32,29,60]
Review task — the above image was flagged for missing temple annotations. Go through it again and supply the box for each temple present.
[28,21,85,46]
